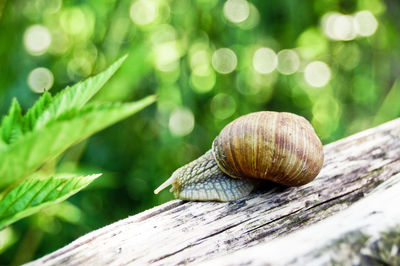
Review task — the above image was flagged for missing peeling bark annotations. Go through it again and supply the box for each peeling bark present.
[26,118,400,266]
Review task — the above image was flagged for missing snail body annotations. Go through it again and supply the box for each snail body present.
[154,111,324,201]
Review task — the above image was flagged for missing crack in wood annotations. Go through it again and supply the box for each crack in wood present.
[147,242,202,264]
[197,220,252,243]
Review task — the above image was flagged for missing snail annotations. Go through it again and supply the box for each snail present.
[154,111,324,201]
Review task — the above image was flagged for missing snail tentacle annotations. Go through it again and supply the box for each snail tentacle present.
[154,174,177,194]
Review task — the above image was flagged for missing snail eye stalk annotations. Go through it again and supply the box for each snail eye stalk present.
[154,175,177,194]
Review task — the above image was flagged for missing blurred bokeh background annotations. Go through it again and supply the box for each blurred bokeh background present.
[0,0,399,264]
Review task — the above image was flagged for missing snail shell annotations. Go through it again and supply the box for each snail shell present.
[213,111,323,186]
[154,111,324,201]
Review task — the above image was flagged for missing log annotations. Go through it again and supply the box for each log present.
[27,118,400,266]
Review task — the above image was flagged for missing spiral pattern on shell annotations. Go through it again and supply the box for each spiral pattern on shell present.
[212,111,324,187]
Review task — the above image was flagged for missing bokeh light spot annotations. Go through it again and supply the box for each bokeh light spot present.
[27,67,54,93]
[190,50,211,76]
[154,41,181,72]
[253,47,277,74]
[304,61,331,87]
[223,0,250,23]
[322,13,357,41]
[190,68,216,93]
[23,25,51,56]
[60,8,87,35]
[237,3,260,29]
[212,48,237,74]
[296,27,328,59]
[210,93,236,120]
[277,49,300,75]
[354,11,378,36]
[169,108,195,136]
[130,0,157,26]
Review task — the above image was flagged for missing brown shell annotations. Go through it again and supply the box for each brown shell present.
[212,111,324,187]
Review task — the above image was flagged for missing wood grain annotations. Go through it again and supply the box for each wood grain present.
[27,118,400,265]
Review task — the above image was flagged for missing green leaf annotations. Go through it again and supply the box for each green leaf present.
[0,95,156,187]
[0,98,23,145]
[22,91,53,133]
[0,174,100,229]
[34,54,128,130]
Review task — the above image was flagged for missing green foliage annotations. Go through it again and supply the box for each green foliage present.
[0,55,155,230]
[0,97,155,188]
[0,99,23,145]
[23,92,52,133]
[0,174,100,230]
[34,55,128,130]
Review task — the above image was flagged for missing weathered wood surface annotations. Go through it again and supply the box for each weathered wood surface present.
[202,173,400,265]
[28,118,400,266]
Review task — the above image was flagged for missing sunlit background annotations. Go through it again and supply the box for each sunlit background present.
[0,0,399,264]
